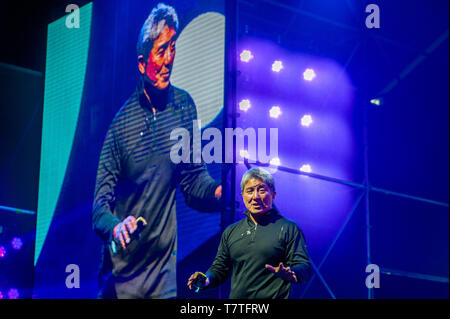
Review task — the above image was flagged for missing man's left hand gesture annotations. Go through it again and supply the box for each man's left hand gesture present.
[265,262,298,283]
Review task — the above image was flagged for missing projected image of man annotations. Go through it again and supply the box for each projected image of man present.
[92,3,222,299]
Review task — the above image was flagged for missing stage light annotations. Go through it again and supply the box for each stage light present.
[370,98,383,106]
[300,164,312,173]
[270,157,281,166]
[303,68,316,81]
[11,237,23,250]
[240,50,253,62]
[239,99,251,111]
[8,288,19,299]
[0,246,6,258]
[301,114,313,127]
[269,106,282,118]
[240,150,250,159]
[272,60,283,72]
[0,291,3,299]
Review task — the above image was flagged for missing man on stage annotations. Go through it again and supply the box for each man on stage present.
[92,3,222,299]
[188,167,310,299]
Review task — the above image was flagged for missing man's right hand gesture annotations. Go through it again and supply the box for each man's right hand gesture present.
[187,272,210,291]
[113,215,137,249]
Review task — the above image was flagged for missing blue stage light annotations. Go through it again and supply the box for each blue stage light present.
[370,98,383,106]
[269,106,282,118]
[11,237,23,250]
[240,50,253,62]
[239,99,251,111]
[301,114,313,127]
[272,60,283,72]
[270,157,281,166]
[303,68,316,81]
[240,149,250,159]
[8,288,19,299]
[300,164,312,173]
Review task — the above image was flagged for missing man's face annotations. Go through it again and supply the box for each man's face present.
[139,24,176,90]
[242,178,276,215]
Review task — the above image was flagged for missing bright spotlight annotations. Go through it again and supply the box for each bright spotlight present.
[239,99,251,111]
[240,150,250,159]
[8,288,19,299]
[272,60,283,72]
[11,237,23,250]
[269,106,282,118]
[303,68,316,81]
[370,98,383,106]
[0,246,5,258]
[240,50,253,62]
[300,164,312,173]
[301,115,313,127]
[270,157,281,166]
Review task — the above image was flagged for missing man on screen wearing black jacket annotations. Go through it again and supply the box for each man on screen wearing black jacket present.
[92,3,222,299]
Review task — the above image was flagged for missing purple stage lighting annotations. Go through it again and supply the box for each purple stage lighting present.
[301,114,313,127]
[8,288,19,299]
[239,99,251,111]
[0,291,3,299]
[271,60,283,72]
[269,106,282,118]
[303,68,316,81]
[236,37,356,269]
[270,157,281,166]
[240,50,253,62]
[0,246,6,258]
[370,98,383,106]
[11,237,23,250]
[240,149,250,159]
[300,164,312,173]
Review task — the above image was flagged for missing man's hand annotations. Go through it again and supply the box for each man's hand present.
[187,272,210,290]
[113,215,137,249]
[265,262,298,283]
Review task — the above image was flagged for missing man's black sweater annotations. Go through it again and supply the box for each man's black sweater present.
[205,208,311,299]
[92,85,220,298]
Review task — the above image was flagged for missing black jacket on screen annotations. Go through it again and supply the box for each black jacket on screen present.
[92,84,221,298]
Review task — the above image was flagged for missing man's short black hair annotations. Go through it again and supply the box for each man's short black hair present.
[241,167,276,194]
[137,3,179,58]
